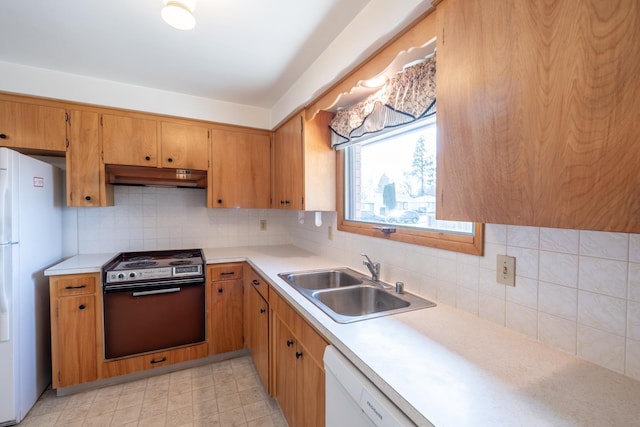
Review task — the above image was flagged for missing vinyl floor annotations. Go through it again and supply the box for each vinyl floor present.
[19,355,287,426]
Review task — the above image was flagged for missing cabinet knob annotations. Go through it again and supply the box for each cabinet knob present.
[295,351,303,359]
[217,199,223,204]
[280,200,285,205]
[167,158,173,163]
[286,340,293,347]
[145,156,151,161]
[0,133,7,139]
[252,279,260,286]
[85,196,92,201]
[285,200,291,205]
[259,308,266,314]
[218,288,223,293]
[78,304,86,310]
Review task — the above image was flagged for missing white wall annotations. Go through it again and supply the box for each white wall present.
[289,211,640,382]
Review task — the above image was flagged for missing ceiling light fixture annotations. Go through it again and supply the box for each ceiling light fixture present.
[161,0,197,30]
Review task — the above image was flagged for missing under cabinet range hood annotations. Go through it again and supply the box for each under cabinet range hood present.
[105,164,207,188]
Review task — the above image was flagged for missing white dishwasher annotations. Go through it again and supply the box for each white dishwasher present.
[324,346,419,427]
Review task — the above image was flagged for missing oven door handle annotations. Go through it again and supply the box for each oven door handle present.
[132,287,181,297]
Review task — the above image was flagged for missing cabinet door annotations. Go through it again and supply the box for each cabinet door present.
[55,294,97,387]
[210,279,243,354]
[0,100,66,152]
[102,114,158,167]
[273,316,297,426]
[273,114,304,210]
[160,122,209,170]
[296,344,325,427]
[210,129,271,208]
[246,285,269,390]
[437,0,640,232]
[66,110,102,206]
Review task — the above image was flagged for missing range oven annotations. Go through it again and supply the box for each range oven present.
[101,249,206,360]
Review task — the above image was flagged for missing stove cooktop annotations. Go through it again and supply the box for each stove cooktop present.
[103,249,205,284]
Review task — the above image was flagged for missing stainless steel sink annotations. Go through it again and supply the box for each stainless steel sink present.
[278,268,436,323]
[280,268,364,290]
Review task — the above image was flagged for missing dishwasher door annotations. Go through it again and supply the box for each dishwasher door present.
[323,345,418,427]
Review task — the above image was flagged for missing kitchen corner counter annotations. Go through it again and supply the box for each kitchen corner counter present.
[204,245,640,427]
[45,246,640,426]
[45,252,117,276]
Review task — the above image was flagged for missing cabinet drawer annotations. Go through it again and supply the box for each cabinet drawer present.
[100,342,208,379]
[209,263,243,281]
[53,274,97,297]
[248,270,269,302]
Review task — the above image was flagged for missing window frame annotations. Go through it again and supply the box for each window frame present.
[336,142,484,256]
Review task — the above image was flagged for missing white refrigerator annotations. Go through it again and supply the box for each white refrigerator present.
[0,148,62,425]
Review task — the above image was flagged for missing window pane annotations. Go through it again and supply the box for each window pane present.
[344,117,473,234]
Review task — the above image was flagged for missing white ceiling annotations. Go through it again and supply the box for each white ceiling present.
[0,0,373,109]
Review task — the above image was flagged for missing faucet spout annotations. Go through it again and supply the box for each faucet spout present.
[361,253,380,282]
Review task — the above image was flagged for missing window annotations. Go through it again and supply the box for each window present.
[337,116,484,255]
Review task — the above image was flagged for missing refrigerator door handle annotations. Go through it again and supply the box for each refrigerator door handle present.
[0,244,10,342]
[0,156,14,245]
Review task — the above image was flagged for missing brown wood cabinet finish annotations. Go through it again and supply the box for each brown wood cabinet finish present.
[209,129,271,209]
[244,267,270,391]
[272,111,335,211]
[208,264,244,355]
[160,121,209,170]
[0,99,67,152]
[271,289,327,427]
[436,0,640,232]
[101,114,158,167]
[49,274,100,388]
[66,110,114,207]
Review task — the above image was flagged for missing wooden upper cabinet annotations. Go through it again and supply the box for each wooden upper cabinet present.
[101,114,158,167]
[272,110,335,211]
[0,99,66,152]
[436,0,640,232]
[209,129,271,208]
[160,122,209,170]
[66,110,113,207]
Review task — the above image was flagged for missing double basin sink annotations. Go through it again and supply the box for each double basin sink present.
[278,268,436,323]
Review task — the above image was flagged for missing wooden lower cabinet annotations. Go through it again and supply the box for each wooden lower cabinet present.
[49,274,99,388]
[271,290,328,427]
[208,263,244,354]
[244,267,270,390]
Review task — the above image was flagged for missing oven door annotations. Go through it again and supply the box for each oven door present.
[103,278,205,360]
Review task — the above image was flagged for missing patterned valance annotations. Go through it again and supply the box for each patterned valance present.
[329,55,436,148]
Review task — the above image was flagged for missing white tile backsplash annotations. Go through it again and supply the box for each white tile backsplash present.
[65,194,640,382]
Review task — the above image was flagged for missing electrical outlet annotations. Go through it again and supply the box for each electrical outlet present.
[328,225,333,240]
[496,255,516,286]
[260,219,267,231]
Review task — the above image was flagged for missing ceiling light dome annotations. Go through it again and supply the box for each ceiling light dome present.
[161,0,197,30]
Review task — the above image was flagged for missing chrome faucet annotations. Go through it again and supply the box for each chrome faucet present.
[361,253,380,282]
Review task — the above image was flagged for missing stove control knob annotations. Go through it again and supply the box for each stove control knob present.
[129,272,137,279]
[117,273,125,280]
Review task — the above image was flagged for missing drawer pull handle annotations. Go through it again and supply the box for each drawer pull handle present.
[78,304,86,310]
[252,279,260,286]
[286,340,293,347]
[0,134,7,139]
[65,285,87,290]
[167,157,173,163]
[150,357,167,364]
[84,196,92,201]
[295,351,303,359]
[145,155,151,161]
[259,308,266,314]
[220,272,235,276]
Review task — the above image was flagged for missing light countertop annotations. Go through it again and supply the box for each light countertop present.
[45,245,640,426]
